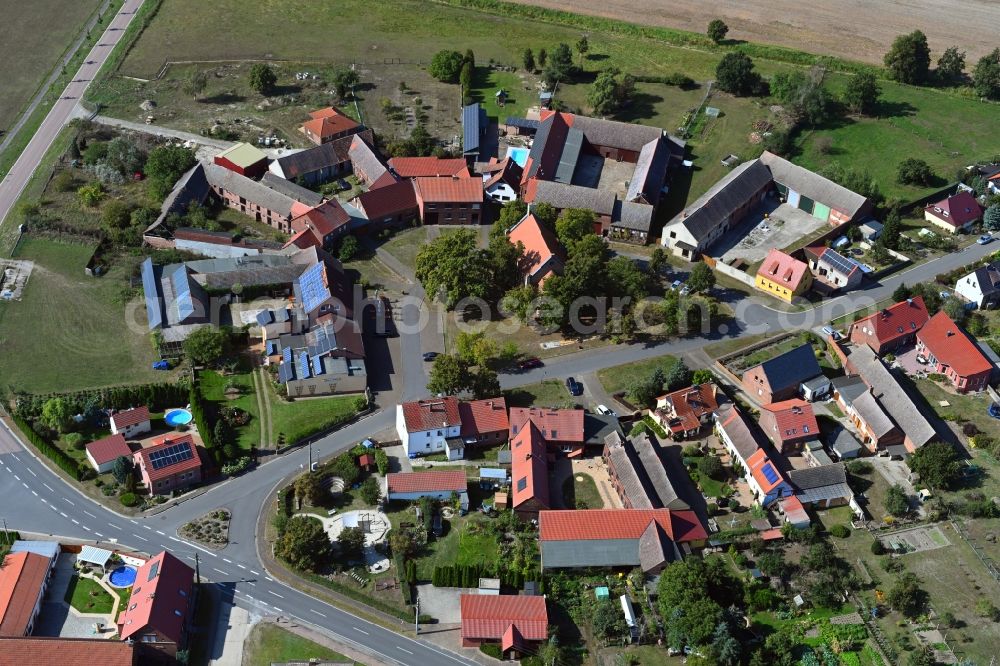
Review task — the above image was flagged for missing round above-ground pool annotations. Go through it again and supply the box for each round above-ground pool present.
[164,408,193,427]
[108,565,137,588]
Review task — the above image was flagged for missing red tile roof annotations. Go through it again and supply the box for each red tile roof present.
[118,551,193,644]
[507,213,562,281]
[539,508,707,543]
[483,156,523,191]
[747,448,787,494]
[290,200,351,240]
[656,383,718,433]
[86,433,131,466]
[853,296,930,347]
[413,176,483,204]
[400,397,462,433]
[761,399,819,444]
[370,170,400,190]
[386,471,468,494]
[924,191,983,228]
[302,107,360,141]
[110,406,150,431]
[460,594,548,643]
[511,423,550,510]
[355,180,417,220]
[0,552,51,637]
[389,157,470,178]
[134,434,202,484]
[918,311,993,378]
[756,248,809,291]
[0,637,135,665]
[459,398,509,438]
[508,407,584,443]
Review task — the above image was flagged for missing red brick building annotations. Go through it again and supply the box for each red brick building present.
[757,399,819,453]
[133,434,203,495]
[916,311,994,392]
[460,594,548,658]
[848,297,930,355]
[301,107,363,146]
[413,176,484,225]
[352,180,418,229]
[508,407,585,457]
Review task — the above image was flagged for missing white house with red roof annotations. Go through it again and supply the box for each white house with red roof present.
[109,407,151,438]
[460,594,548,657]
[538,508,707,572]
[916,311,994,392]
[924,191,983,234]
[396,397,508,459]
[85,433,132,474]
[384,471,469,510]
[133,434,202,495]
[117,550,193,660]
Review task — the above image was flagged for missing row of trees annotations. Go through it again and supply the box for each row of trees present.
[884,31,1000,99]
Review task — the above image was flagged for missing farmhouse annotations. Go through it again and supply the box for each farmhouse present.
[0,551,52,637]
[273,319,367,398]
[923,191,983,234]
[651,383,718,438]
[538,509,707,572]
[916,311,994,393]
[459,594,548,658]
[848,297,930,355]
[954,262,1000,309]
[85,433,132,473]
[755,249,812,302]
[740,343,823,405]
[804,246,863,293]
[413,176,483,225]
[396,396,508,459]
[117,551,194,660]
[480,156,523,203]
[508,407,585,457]
[839,342,936,451]
[300,106,364,146]
[110,406,151,438]
[660,151,872,258]
[285,199,353,251]
[757,399,819,453]
[269,132,371,185]
[830,376,902,452]
[510,420,551,519]
[603,431,688,510]
[213,142,268,179]
[385,471,469,509]
[352,180,419,228]
[506,211,564,286]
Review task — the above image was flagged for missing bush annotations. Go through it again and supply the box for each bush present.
[847,460,873,475]
[479,644,503,659]
[897,158,935,186]
[871,540,886,555]
[829,524,850,538]
[77,182,105,207]
[119,492,139,507]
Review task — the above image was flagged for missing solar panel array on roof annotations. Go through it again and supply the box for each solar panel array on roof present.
[505,117,539,130]
[148,441,194,471]
[311,356,325,376]
[274,308,290,323]
[141,258,163,330]
[170,265,196,322]
[278,363,294,383]
[297,351,312,379]
[256,310,274,326]
[296,262,330,314]
[282,346,292,365]
[266,340,278,355]
[762,463,779,484]
[462,103,483,156]
[555,127,584,184]
[822,249,859,276]
[307,323,337,357]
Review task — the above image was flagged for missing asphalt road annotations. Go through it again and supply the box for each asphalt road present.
[0,0,146,227]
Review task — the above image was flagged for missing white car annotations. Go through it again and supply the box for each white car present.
[595,404,617,417]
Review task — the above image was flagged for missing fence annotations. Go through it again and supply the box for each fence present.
[703,256,756,289]
[951,519,1000,583]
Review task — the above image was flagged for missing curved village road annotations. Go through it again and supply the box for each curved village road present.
[0,0,147,227]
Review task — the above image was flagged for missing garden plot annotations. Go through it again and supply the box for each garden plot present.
[880,525,950,554]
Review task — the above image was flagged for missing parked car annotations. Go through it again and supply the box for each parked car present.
[978,234,993,245]
[565,377,583,396]
[820,326,840,340]
[595,404,617,417]
[670,279,684,291]
[337,178,351,191]
[518,357,544,370]
[422,352,439,362]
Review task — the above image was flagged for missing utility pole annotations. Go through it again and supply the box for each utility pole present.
[308,440,313,472]
[415,597,420,636]
[195,553,201,585]
[1,519,8,546]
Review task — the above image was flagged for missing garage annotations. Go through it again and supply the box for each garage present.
[813,201,831,222]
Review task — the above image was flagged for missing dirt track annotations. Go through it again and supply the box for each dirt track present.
[507,0,999,65]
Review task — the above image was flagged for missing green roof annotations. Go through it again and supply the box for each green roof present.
[216,142,268,168]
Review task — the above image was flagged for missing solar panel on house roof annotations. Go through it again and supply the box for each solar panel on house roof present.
[311,356,324,376]
[141,258,163,330]
[307,323,337,357]
[296,262,330,314]
[277,363,295,383]
[282,346,292,365]
[298,351,312,379]
[823,249,859,276]
[148,441,194,471]
[148,560,160,581]
[266,340,278,355]
[170,265,196,321]
[256,310,274,326]
[762,463,780,485]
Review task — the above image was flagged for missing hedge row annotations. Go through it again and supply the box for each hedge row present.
[12,414,81,481]
[189,382,216,451]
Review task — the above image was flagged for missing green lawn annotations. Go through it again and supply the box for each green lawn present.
[0,238,168,393]
[412,512,497,579]
[503,380,580,409]
[64,575,117,614]
[199,370,260,451]
[379,226,427,275]
[562,473,603,509]
[725,331,818,372]
[267,381,364,446]
[471,68,533,122]
[596,355,680,396]
[242,623,355,666]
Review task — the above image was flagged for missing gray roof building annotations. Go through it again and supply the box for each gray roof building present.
[148,163,212,232]
[531,179,616,216]
[204,163,300,218]
[569,115,664,153]
[270,134,358,180]
[462,103,488,158]
[260,172,325,207]
[746,343,823,396]
[759,151,870,220]
[714,399,765,464]
[787,463,853,505]
[348,135,392,186]
[626,138,672,205]
[614,200,655,232]
[828,426,863,460]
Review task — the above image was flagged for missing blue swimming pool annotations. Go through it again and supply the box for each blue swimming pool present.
[165,408,193,427]
[506,147,529,167]
[108,565,137,588]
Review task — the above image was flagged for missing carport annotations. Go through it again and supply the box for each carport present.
[77,545,114,573]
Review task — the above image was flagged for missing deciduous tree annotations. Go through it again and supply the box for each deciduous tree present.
[430,50,465,83]
[908,441,962,489]
[588,66,635,116]
[183,326,228,366]
[883,31,931,84]
[973,49,1000,100]
[555,208,595,251]
[275,516,330,571]
[707,19,729,44]
[688,262,716,293]
[248,63,277,95]
[415,229,490,308]
[715,52,761,96]
[936,47,966,83]
[897,157,935,186]
[843,71,881,115]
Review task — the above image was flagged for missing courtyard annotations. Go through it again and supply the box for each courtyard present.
[717,201,830,265]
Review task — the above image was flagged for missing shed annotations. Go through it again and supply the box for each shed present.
[478,578,501,595]
[594,586,610,600]
[828,427,862,460]
[9,541,60,562]
[78,545,115,572]
[479,468,508,486]
[800,374,832,402]
[358,453,375,472]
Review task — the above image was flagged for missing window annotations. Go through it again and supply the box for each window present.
[142,634,158,643]
[517,477,527,491]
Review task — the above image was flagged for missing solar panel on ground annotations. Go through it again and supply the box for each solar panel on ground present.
[762,463,780,484]
[148,441,194,471]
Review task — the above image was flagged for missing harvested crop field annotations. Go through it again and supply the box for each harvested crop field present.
[506,0,1000,64]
